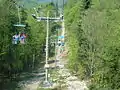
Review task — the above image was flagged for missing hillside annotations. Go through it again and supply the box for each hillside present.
[18,0,67,9]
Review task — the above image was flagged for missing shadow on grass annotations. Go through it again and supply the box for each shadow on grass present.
[0,68,45,90]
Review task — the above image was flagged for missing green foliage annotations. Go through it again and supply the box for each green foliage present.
[0,0,46,78]
[0,1,60,89]
[0,0,59,82]
[65,0,120,89]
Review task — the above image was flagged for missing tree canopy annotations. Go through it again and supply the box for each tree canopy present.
[65,0,120,89]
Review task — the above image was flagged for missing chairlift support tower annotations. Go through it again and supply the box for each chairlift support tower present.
[32,9,63,83]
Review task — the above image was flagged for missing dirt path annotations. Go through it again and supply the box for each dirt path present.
[23,81,40,90]
[18,69,45,90]
[56,19,89,90]
[58,68,88,90]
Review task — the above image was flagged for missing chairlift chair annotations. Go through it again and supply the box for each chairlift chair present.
[13,24,26,27]
[12,5,27,45]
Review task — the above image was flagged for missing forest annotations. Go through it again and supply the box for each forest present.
[0,0,59,89]
[65,0,120,89]
[0,0,47,75]
[1,0,120,90]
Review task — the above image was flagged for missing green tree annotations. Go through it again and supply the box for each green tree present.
[65,0,120,89]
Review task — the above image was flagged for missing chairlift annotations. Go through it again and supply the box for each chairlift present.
[12,32,27,45]
[12,5,27,45]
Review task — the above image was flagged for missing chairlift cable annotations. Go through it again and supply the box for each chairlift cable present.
[18,6,21,24]
[13,5,25,27]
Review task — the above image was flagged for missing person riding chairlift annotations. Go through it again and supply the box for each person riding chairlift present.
[58,40,61,46]
[20,33,26,44]
[12,34,19,44]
